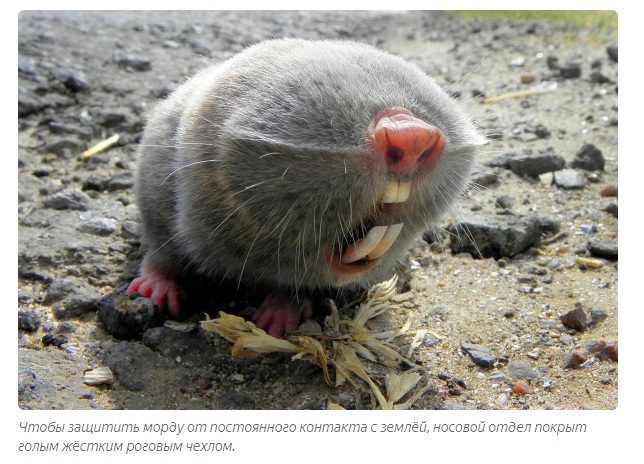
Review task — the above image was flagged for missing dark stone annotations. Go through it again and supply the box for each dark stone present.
[587,240,618,260]
[495,195,513,209]
[41,138,83,159]
[486,129,503,140]
[503,309,517,318]
[590,72,614,84]
[64,72,90,92]
[470,164,499,187]
[559,63,581,79]
[113,54,152,71]
[607,45,618,62]
[97,287,164,339]
[48,121,93,139]
[461,343,495,368]
[97,108,129,128]
[510,153,565,178]
[52,293,101,319]
[107,172,135,191]
[18,88,46,117]
[534,124,551,138]
[588,307,608,326]
[536,215,561,234]
[553,169,586,189]
[605,201,618,218]
[18,309,41,332]
[559,307,588,331]
[42,333,68,347]
[76,213,118,236]
[507,361,538,380]
[518,263,547,276]
[43,189,90,211]
[564,350,588,369]
[120,221,141,239]
[446,214,542,259]
[82,173,111,192]
[487,152,515,169]
[422,229,446,245]
[43,278,80,304]
[546,56,560,70]
[57,321,77,333]
[571,144,605,171]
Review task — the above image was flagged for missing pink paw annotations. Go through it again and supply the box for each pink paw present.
[252,296,313,338]
[127,271,181,318]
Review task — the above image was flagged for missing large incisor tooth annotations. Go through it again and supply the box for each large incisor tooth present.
[366,223,403,259]
[383,180,411,203]
[341,226,388,264]
[382,180,399,203]
[397,181,412,202]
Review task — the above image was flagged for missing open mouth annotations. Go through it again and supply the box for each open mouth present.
[326,179,408,276]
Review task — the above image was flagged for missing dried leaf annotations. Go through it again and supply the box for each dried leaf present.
[407,329,427,358]
[385,371,422,403]
[200,275,430,410]
[327,402,346,410]
[352,275,398,327]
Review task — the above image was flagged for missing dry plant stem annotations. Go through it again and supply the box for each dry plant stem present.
[200,275,430,409]
[81,134,120,160]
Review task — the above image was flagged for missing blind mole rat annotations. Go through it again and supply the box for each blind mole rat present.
[127,38,485,337]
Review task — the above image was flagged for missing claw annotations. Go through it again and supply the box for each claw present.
[128,271,181,317]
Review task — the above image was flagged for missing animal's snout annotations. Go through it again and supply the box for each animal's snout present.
[369,108,445,174]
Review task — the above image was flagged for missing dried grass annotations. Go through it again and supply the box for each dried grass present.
[200,275,430,409]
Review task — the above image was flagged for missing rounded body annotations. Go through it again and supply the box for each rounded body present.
[134,39,484,294]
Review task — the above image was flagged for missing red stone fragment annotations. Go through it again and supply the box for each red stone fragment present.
[587,339,607,354]
[606,341,618,361]
[198,378,212,389]
[514,381,534,395]
[564,350,588,369]
[600,185,618,197]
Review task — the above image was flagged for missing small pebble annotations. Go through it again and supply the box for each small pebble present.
[576,257,605,269]
[600,185,618,197]
[605,201,618,218]
[606,341,618,361]
[559,307,587,330]
[514,381,534,395]
[564,350,588,369]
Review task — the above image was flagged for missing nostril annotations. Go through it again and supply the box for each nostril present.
[418,137,441,163]
[386,143,404,164]
[370,108,445,174]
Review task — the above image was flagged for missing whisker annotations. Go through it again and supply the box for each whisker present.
[162,159,221,183]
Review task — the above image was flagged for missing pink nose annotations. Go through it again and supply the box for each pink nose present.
[370,109,445,173]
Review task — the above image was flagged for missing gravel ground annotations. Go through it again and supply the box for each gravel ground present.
[18,10,617,410]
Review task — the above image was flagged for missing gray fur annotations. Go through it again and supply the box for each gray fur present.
[134,38,485,295]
